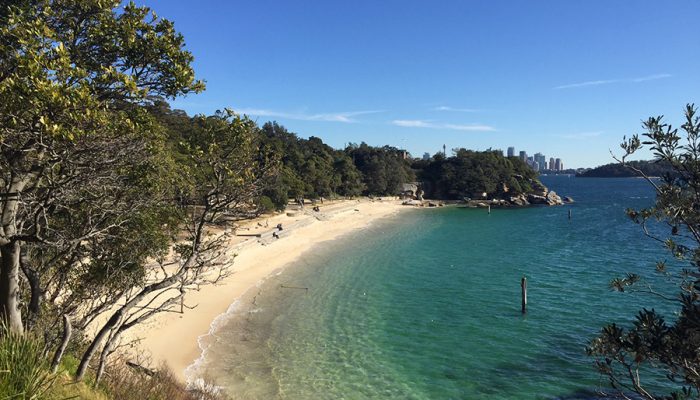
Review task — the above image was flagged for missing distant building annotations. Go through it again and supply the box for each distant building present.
[507,147,515,157]
[549,157,555,170]
[519,151,527,162]
[534,153,546,171]
[555,158,562,171]
[422,152,431,161]
[532,161,539,171]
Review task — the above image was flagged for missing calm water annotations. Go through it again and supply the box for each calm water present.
[191,176,678,399]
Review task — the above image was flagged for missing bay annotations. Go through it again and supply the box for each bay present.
[193,176,677,399]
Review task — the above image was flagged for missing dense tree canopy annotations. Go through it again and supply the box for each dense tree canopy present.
[414,149,537,199]
[0,0,203,334]
[345,142,415,196]
[577,160,675,178]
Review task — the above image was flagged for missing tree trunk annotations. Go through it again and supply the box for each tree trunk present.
[76,310,122,381]
[51,314,72,373]
[0,241,23,334]
[20,254,42,330]
[76,268,185,381]
[95,331,118,385]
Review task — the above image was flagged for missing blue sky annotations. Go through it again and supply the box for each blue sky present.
[139,0,699,168]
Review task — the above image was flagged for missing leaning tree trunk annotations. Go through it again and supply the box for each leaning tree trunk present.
[95,331,119,385]
[75,272,181,381]
[0,241,24,334]
[51,315,72,372]
[76,309,123,381]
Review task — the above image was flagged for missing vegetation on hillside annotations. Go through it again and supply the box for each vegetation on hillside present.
[577,160,675,178]
[588,104,700,399]
[413,149,538,199]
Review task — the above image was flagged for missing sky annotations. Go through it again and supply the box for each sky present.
[137,0,700,168]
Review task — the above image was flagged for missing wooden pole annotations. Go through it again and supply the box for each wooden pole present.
[568,209,572,220]
[488,205,491,214]
[521,276,527,314]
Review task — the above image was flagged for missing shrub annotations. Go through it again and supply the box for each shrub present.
[0,327,55,399]
[257,195,277,213]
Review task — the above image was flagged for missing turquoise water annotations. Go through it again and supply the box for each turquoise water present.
[194,177,678,399]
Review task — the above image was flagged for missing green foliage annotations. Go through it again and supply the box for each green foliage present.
[415,149,538,199]
[257,122,365,202]
[345,142,414,195]
[577,160,675,178]
[588,104,700,399]
[0,327,55,399]
[256,196,276,213]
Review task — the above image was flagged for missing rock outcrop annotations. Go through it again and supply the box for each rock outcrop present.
[462,177,567,207]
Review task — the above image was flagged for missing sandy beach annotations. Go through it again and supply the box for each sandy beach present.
[128,198,407,382]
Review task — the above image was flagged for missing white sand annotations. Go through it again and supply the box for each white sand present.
[129,199,407,382]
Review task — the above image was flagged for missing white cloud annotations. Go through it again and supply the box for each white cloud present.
[392,119,433,128]
[554,79,619,90]
[391,120,496,132]
[236,108,382,123]
[554,73,671,89]
[632,73,672,82]
[433,106,481,112]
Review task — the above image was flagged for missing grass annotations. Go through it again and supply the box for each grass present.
[0,328,225,400]
[0,327,56,399]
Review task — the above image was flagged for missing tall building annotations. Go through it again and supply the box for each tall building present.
[534,153,546,171]
[519,151,527,162]
[507,147,515,157]
[549,157,555,170]
[555,158,562,171]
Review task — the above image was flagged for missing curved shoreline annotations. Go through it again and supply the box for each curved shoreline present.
[127,199,409,382]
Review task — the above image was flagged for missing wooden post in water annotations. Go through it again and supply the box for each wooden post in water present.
[568,209,572,220]
[521,276,527,314]
[488,205,491,214]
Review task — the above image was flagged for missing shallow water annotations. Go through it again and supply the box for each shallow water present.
[191,176,678,399]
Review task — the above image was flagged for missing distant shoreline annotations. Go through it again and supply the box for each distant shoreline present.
[126,199,409,384]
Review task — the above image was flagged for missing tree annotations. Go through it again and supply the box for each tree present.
[74,110,277,382]
[588,104,700,399]
[0,0,203,334]
[415,149,536,199]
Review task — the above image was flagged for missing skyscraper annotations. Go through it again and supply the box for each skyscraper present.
[555,158,562,171]
[519,151,527,162]
[549,157,555,170]
[534,153,546,171]
[507,147,515,157]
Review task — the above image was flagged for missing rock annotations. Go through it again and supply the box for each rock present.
[530,181,548,197]
[546,190,563,206]
[428,201,438,207]
[509,194,529,206]
[402,199,422,206]
[527,194,548,204]
[563,196,574,203]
